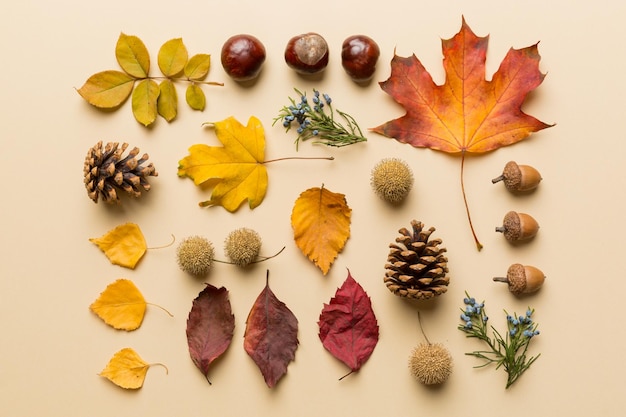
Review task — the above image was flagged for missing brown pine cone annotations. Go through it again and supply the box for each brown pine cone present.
[83,141,157,204]
[384,220,450,299]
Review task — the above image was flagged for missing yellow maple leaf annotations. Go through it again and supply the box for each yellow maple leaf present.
[99,348,167,389]
[291,186,351,275]
[177,116,268,212]
[89,223,147,269]
[90,279,147,331]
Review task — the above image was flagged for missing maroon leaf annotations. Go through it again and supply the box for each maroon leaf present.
[244,272,298,388]
[186,284,235,384]
[318,269,379,379]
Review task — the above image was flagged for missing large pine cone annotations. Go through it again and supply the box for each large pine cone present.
[384,220,449,299]
[83,141,158,204]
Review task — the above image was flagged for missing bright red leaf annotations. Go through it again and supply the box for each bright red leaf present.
[318,269,379,379]
[372,18,553,250]
[186,284,235,384]
[244,272,298,388]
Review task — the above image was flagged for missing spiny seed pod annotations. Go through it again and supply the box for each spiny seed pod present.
[176,236,215,276]
[493,263,545,295]
[492,161,542,192]
[496,211,539,242]
[224,228,262,267]
[409,342,453,385]
[371,158,414,204]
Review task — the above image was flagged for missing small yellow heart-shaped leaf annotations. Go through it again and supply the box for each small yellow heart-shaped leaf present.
[90,279,147,331]
[89,223,147,269]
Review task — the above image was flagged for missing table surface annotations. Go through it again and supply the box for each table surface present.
[2,1,625,416]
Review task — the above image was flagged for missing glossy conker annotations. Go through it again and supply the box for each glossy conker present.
[221,34,266,82]
[284,32,329,74]
[341,35,380,82]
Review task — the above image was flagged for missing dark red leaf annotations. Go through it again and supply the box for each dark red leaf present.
[244,273,298,388]
[318,269,379,378]
[186,284,235,384]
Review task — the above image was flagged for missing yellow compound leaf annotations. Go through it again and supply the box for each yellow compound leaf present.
[291,186,351,275]
[115,33,150,78]
[132,79,160,126]
[89,223,147,269]
[157,79,178,122]
[90,279,147,331]
[158,38,188,77]
[186,84,206,110]
[77,70,135,109]
[99,348,166,389]
[178,116,268,212]
[184,53,211,80]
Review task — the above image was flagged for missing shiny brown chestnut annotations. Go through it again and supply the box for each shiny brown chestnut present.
[341,35,380,82]
[221,34,266,81]
[284,32,329,74]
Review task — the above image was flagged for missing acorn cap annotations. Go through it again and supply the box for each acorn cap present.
[496,211,539,242]
[408,342,453,385]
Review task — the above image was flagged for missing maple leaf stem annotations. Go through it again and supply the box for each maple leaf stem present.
[146,302,174,317]
[263,156,334,164]
[460,152,483,251]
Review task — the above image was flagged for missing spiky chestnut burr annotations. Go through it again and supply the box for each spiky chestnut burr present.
[370,158,414,204]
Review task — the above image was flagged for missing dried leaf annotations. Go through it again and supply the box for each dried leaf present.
[99,348,166,389]
[157,79,178,122]
[371,18,553,249]
[76,70,135,109]
[90,279,146,331]
[132,79,160,126]
[158,38,188,77]
[318,270,379,378]
[115,33,150,78]
[244,273,298,388]
[177,116,268,212]
[89,223,147,269]
[185,53,211,80]
[186,284,235,384]
[186,84,206,110]
[291,186,351,275]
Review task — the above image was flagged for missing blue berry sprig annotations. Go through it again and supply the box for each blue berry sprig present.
[273,88,367,150]
[458,292,541,388]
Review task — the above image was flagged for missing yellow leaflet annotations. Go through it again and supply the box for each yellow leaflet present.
[115,33,150,78]
[132,79,160,126]
[89,223,147,269]
[186,84,206,110]
[90,279,146,331]
[157,80,178,122]
[178,116,268,212]
[77,70,134,108]
[291,186,351,275]
[184,54,211,80]
[99,348,152,389]
[158,38,188,77]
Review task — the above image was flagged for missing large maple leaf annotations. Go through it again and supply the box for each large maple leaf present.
[372,18,553,249]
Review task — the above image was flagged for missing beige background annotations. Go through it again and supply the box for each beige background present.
[2,0,624,415]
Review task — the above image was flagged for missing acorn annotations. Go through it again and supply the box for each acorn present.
[495,211,539,242]
[492,161,542,192]
[409,342,453,385]
[493,263,545,295]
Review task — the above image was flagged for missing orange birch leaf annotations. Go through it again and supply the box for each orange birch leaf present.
[291,186,351,275]
[89,223,147,269]
[89,279,147,331]
[372,18,553,250]
[99,348,167,389]
[177,116,268,212]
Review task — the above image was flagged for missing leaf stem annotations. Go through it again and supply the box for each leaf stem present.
[460,152,483,251]
[147,234,176,250]
[148,362,169,375]
[263,156,334,164]
[338,370,354,381]
[147,303,174,317]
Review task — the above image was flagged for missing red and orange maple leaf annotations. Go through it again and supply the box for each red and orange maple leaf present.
[372,18,553,249]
